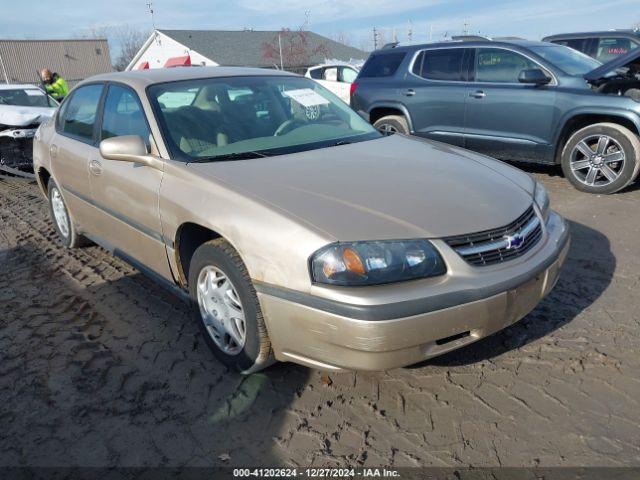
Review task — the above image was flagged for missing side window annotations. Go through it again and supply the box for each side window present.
[595,37,638,62]
[58,84,103,143]
[359,52,406,78]
[418,48,465,81]
[308,68,323,80]
[555,38,589,54]
[323,67,338,82]
[340,67,358,83]
[101,84,150,146]
[475,48,538,83]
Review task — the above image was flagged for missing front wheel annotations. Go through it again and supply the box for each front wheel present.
[188,239,274,373]
[560,123,640,194]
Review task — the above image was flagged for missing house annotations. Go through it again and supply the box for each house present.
[0,39,112,87]
[127,29,367,73]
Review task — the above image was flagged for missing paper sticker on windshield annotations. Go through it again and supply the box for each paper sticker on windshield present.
[25,90,45,96]
[283,89,329,108]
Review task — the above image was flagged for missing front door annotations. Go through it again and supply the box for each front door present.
[403,47,469,147]
[50,83,104,230]
[464,47,558,162]
[88,83,171,279]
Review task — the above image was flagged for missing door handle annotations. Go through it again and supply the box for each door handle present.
[405,89,416,97]
[49,144,58,158]
[470,90,486,99]
[89,159,103,176]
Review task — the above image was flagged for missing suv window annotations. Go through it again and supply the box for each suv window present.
[101,84,150,146]
[413,48,465,81]
[595,37,639,62]
[475,48,538,83]
[58,84,103,143]
[359,52,406,78]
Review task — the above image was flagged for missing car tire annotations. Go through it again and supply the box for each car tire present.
[373,115,410,135]
[188,239,274,374]
[47,178,88,248]
[560,122,640,194]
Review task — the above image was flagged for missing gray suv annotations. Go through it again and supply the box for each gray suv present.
[351,39,640,194]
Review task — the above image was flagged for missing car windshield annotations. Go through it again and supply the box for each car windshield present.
[0,88,55,108]
[148,75,381,161]
[528,45,602,76]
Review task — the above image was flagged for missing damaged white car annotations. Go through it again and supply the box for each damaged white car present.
[0,84,57,176]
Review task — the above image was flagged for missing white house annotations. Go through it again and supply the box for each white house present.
[126,29,367,73]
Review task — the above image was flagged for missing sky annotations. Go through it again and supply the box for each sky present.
[1,0,639,56]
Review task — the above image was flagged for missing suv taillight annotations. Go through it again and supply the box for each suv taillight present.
[350,81,358,98]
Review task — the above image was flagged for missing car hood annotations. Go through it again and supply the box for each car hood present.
[584,47,640,81]
[0,106,55,127]
[188,135,535,240]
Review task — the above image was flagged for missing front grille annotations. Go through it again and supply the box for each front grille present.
[445,205,543,266]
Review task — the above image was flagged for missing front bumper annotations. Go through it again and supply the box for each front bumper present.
[257,211,570,371]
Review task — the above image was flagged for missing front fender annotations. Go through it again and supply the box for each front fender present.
[554,106,640,146]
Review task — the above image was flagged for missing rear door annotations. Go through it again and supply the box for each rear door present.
[50,83,104,230]
[89,82,172,279]
[402,47,469,146]
[464,47,558,162]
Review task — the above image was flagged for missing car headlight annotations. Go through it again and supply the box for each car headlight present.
[310,239,446,286]
[534,181,550,221]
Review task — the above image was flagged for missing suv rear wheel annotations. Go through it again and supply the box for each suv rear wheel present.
[373,115,410,135]
[561,122,640,194]
[188,239,274,373]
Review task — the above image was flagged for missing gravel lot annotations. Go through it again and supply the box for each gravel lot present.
[1,169,639,468]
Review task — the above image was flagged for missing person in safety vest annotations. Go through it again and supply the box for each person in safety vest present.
[39,69,69,101]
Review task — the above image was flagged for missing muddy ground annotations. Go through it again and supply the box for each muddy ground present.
[0,169,639,467]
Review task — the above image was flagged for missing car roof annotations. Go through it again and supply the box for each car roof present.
[374,39,551,54]
[544,30,640,40]
[0,84,43,91]
[82,66,299,90]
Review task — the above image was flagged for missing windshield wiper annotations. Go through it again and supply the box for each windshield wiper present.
[188,150,270,163]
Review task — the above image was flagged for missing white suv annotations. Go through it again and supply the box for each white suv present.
[305,63,360,104]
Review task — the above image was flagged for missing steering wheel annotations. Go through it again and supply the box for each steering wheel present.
[274,119,305,136]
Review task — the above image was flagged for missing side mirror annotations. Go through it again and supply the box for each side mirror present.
[518,68,552,85]
[99,135,162,169]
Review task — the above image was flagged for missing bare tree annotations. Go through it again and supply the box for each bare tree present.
[81,25,150,71]
[111,26,150,71]
[332,31,352,47]
[261,28,330,72]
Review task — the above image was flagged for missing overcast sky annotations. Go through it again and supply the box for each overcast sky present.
[2,0,639,54]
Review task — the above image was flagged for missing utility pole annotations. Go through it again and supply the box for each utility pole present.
[407,21,413,42]
[373,27,378,50]
[146,2,156,30]
[429,24,433,41]
[0,52,9,84]
[463,20,470,36]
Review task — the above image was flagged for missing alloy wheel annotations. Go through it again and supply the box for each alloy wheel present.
[377,123,398,135]
[570,134,625,187]
[196,266,247,355]
[51,187,70,238]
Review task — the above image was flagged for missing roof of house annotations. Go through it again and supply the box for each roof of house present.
[0,38,112,87]
[158,29,368,67]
